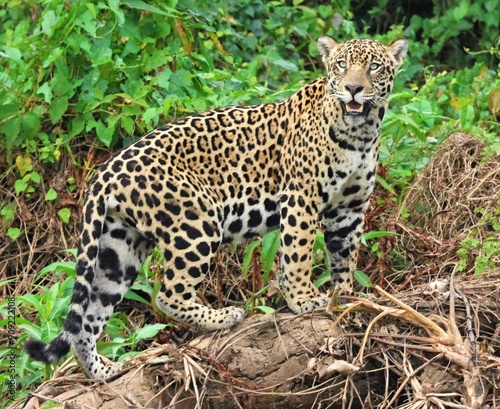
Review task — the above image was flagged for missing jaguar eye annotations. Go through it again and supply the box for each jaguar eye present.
[337,60,347,69]
[369,62,380,71]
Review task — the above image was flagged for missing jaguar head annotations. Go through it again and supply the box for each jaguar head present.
[317,36,407,118]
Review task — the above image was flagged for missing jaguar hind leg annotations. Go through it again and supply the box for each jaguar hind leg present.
[153,210,244,331]
[74,213,153,378]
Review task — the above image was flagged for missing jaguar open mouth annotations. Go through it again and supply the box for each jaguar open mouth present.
[346,100,364,115]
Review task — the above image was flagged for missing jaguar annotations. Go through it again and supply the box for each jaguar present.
[25,35,407,379]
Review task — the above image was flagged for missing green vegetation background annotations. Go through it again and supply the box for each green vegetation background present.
[0,0,499,405]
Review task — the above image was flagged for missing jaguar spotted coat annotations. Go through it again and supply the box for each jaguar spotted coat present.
[25,36,407,379]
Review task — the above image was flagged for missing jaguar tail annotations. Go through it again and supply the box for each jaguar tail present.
[24,191,108,366]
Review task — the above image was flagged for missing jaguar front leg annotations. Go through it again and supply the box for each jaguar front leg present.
[279,193,329,314]
[323,203,369,295]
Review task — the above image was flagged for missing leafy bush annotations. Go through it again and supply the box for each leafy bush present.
[382,62,499,190]
[1,0,498,171]
[457,203,500,275]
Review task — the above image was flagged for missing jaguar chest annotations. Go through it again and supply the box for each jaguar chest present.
[318,138,379,214]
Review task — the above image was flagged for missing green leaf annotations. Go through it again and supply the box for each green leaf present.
[242,240,261,278]
[47,295,71,321]
[121,105,144,116]
[485,0,499,12]
[40,322,61,343]
[75,10,96,36]
[97,341,130,357]
[0,46,23,66]
[92,39,113,66]
[142,107,162,124]
[121,0,176,16]
[36,82,52,104]
[353,270,372,288]
[21,112,41,139]
[460,105,474,130]
[68,116,86,138]
[0,279,15,290]
[18,294,43,310]
[134,324,168,341]
[51,71,72,97]
[108,0,125,25]
[361,230,399,246]
[39,261,77,279]
[261,230,280,276]
[7,227,21,240]
[1,204,15,223]
[17,319,42,340]
[124,285,150,304]
[0,103,19,120]
[96,120,115,147]
[2,116,21,156]
[390,113,426,139]
[45,188,58,201]
[49,97,69,124]
[107,114,121,129]
[272,58,298,72]
[86,3,97,18]
[254,305,276,314]
[41,10,59,36]
[452,0,468,20]
[313,270,331,288]
[14,179,28,195]
[121,116,134,134]
[57,208,71,223]
[375,174,396,195]
[66,248,78,258]
[30,172,41,183]
[42,47,64,68]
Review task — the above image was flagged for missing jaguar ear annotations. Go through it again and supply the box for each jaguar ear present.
[317,36,339,64]
[387,38,407,71]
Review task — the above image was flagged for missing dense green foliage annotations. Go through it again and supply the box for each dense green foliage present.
[1,0,498,166]
[1,0,499,405]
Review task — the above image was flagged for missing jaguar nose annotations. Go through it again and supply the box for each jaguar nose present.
[345,84,364,97]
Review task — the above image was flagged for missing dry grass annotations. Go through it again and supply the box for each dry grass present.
[0,150,81,297]
[395,132,500,284]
